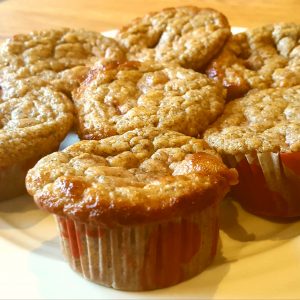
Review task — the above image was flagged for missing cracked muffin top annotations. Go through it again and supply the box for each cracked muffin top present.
[204,86,300,155]
[206,23,300,100]
[26,128,238,226]
[0,28,126,99]
[74,60,225,139]
[0,86,74,168]
[117,6,231,71]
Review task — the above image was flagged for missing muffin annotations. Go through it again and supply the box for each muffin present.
[26,128,238,290]
[206,23,300,100]
[204,86,300,217]
[74,60,225,139]
[0,87,73,200]
[0,27,126,99]
[0,27,126,200]
[117,6,231,71]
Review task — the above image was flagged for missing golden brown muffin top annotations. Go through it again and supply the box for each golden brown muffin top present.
[74,60,225,139]
[117,6,231,70]
[0,28,126,98]
[0,28,125,171]
[204,86,300,155]
[0,87,74,168]
[26,128,238,226]
[206,23,300,100]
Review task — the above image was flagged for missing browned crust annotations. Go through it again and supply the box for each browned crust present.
[26,128,238,226]
[0,87,74,168]
[117,6,231,70]
[33,174,232,226]
[73,60,225,139]
[204,86,300,154]
[120,7,230,34]
[206,23,300,100]
[0,28,126,99]
[0,28,126,199]
[205,33,251,100]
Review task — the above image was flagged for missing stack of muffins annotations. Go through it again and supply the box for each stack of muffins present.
[1,6,299,291]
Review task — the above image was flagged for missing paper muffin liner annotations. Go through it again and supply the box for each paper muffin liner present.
[223,152,300,217]
[55,200,220,291]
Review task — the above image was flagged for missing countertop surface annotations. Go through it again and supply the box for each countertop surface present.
[0,0,299,40]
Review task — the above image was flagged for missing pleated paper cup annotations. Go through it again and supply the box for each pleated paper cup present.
[55,199,220,291]
[223,152,300,217]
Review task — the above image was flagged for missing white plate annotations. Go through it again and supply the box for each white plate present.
[1,27,300,299]
[2,189,300,299]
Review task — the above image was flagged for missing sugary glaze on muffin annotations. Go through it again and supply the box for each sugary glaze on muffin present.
[204,86,300,154]
[26,128,238,226]
[206,23,300,100]
[117,6,231,70]
[0,28,126,98]
[0,86,74,168]
[74,60,225,139]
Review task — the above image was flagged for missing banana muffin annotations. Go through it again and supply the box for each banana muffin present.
[0,86,73,200]
[0,27,125,200]
[206,23,300,100]
[0,28,126,99]
[204,86,300,217]
[117,6,231,71]
[74,60,225,139]
[26,128,238,290]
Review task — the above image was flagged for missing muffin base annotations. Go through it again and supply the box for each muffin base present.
[55,200,220,291]
[1,146,60,201]
[0,156,43,201]
[224,152,300,217]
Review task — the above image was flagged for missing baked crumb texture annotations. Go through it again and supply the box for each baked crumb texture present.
[74,60,225,139]
[0,87,74,168]
[26,128,238,226]
[204,86,300,155]
[0,28,125,99]
[206,23,300,100]
[117,6,231,70]
[0,28,125,199]
[204,86,300,217]
[26,127,237,290]
[0,87,74,200]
